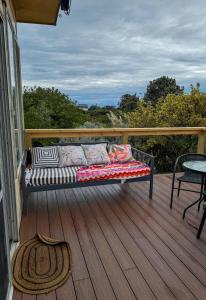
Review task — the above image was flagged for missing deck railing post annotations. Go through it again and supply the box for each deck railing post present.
[25,133,32,149]
[197,134,205,154]
[122,133,129,144]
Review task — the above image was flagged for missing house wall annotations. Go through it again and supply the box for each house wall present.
[0,2,60,298]
[0,0,24,230]
[0,0,16,30]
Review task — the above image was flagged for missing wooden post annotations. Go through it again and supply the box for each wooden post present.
[122,133,129,144]
[25,133,32,149]
[197,134,205,154]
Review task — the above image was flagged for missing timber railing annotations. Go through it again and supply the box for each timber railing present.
[24,127,206,154]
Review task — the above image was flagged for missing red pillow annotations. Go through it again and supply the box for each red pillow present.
[108,144,135,163]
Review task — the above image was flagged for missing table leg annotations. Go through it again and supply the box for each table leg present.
[182,175,205,220]
[183,195,204,219]
[197,203,206,239]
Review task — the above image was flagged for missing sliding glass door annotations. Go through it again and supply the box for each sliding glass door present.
[0,15,10,300]
[0,12,19,299]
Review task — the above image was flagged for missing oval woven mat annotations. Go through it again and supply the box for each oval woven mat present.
[12,234,72,295]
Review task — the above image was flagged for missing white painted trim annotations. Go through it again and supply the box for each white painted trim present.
[0,190,3,201]
[6,283,13,300]
[16,161,22,179]
[10,241,19,260]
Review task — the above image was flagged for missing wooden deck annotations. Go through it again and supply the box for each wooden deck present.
[13,174,206,300]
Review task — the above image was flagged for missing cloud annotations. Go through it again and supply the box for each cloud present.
[18,0,206,105]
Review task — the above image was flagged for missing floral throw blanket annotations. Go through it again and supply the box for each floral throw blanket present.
[77,161,151,182]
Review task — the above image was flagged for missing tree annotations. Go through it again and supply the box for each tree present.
[156,85,206,127]
[128,85,206,171]
[119,94,139,112]
[88,105,118,127]
[144,76,184,105]
[128,100,157,128]
[23,87,89,129]
[88,105,100,111]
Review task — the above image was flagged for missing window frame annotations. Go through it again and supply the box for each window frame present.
[6,14,24,171]
[0,7,19,240]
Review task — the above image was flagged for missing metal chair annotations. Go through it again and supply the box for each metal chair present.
[170,153,206,209]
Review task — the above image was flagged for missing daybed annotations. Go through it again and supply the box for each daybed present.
[21,143,154,215]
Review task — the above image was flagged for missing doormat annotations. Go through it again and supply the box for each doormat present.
[12,234,72,294]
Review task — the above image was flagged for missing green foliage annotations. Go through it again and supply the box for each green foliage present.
[144,76,183,105]
[107,111,128,127]
[128,100,157,128]
[23,83,205,173]
[24,87,89,129]
[118,94,139,112]
[88,105,118,127]
[157,85,206,127]
[128,85,206,172]
[129,84,206,128]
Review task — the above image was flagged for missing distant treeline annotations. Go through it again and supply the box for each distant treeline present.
[24,77,206,172]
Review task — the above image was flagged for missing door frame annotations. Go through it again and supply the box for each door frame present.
[0,8,19,300]
[0,5,19,243]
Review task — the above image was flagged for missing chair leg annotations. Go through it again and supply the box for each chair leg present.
[170,175,176,209]
[177,181,181,197]
[149,176,153,199]
[170,188,174,209]
[197,206,206,239]
[198,179,204,212]
[22,190,29,216]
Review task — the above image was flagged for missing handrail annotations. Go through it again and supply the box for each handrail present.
[24,127,206,153]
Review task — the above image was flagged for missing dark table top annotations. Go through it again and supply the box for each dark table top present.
[183,161,206,174]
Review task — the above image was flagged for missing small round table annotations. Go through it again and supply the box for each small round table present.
[182,161,206,238]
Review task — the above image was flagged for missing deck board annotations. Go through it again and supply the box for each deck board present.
[13,174,206,300]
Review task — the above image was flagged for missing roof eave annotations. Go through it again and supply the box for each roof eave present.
[13,0,61,26]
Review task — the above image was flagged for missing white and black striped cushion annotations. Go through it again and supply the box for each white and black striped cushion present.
[25,167,79,187]
[32,147,60,168]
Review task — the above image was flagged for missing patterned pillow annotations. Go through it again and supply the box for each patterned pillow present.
[58,145,88,167]
[32,146,60,168]
[81,144,110,165]
[108,144,135,163]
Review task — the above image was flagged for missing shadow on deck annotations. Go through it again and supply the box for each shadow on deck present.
[13,174,206,300]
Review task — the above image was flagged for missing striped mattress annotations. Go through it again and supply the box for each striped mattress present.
[25,162,151,187]
[25,167,79,187]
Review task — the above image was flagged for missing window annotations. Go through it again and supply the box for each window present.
[7,19,24,169]
[0,16,12,300]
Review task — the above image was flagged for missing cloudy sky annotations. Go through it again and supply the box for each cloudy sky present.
[17,0,206,106]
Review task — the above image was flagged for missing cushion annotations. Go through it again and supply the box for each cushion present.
[77,161,151,182]
[32,147,60,168]
[81,143,110,165]
[108,144,134,163]
[25,166,79,187]
[59,145,87,167]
